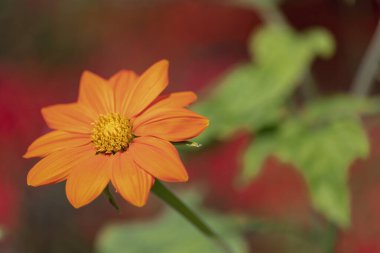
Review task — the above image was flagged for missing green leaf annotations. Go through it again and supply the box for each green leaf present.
[276,117,368,227]
[240,96,371,227]
[103,185,120,211]
[301,95,378,123]
[250,25,334,65]
[240,133,277,183]
[193,25,335,144]
[96,191,248,253]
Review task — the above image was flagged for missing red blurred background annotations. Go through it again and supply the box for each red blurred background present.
[0,0,379,252]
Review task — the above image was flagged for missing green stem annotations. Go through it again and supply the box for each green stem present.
[152,180,235,253]
[258,5,288,24]
[325,223,338,253]
[351,17,380,96]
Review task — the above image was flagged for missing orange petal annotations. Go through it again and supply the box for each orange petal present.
[124,60,169,117]
[143,91,197,113]
[129,137,188,182]
[78,71,114,114]
[108,70,138,115]
[42,103,96,133]
[65,154,111,208]
[27,144,95,187]
[24,131,91,158]
[133,108,209,142]
[110,152,154,207]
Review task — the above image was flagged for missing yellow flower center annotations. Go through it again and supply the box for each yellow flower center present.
[91,113,133,154]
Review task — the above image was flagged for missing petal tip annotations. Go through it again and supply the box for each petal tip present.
[40,106,52,122]
[23,148,36,159]
[40,106,47,115]
[151,59,169,72]
[81,70,97,79]
[189,92,197,102]
[182,174,189,182]
[157,59,169,66]
[132,200,147,208]
[71,202,83,209]
[176,171,189,182]
[67,195,85,209]
[26,174,37,187]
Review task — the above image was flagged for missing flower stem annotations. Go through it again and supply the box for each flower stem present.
[151,180,235,253]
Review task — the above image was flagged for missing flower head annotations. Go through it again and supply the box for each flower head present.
[24,60,208,208]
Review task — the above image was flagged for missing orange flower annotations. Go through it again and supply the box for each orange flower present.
[24,60,208,208]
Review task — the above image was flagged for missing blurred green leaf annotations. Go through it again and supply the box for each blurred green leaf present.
[276,117,367,227]
[240,96,371,227]
[103,185,120,211]
[96,193,248,253]
[250,25,334,64]
[301,95,378,123]
[193,25,335,144]
[241,133,277,181]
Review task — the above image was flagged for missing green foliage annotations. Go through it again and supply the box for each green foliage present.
[192,22,372,227]
[193,25,334,144]
[96,193,248,253]
[241,133,276,179]
[240,96,371,227]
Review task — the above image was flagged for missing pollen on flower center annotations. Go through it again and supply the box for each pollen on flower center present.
[91,113,133,154]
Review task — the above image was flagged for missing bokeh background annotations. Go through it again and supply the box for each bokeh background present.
[1,0,380,252]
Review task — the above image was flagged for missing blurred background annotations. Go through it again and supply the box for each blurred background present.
[1,0,380,252]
